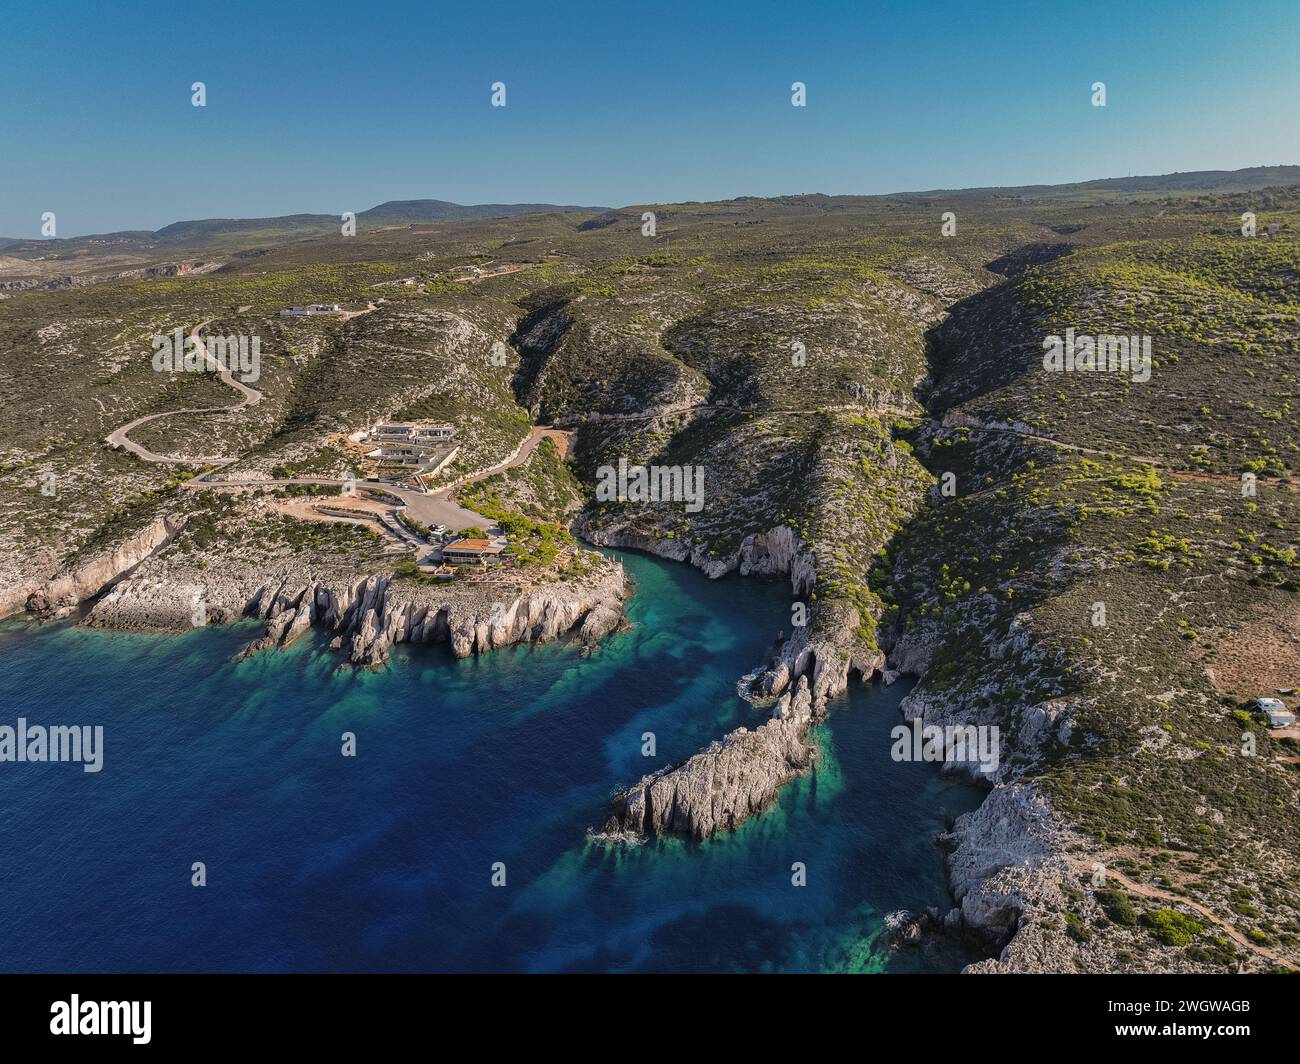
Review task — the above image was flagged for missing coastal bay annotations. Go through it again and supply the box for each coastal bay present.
[0,549,980,973]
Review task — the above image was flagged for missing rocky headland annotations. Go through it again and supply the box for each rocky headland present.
[603,676,817,840]
[16,509,629,669]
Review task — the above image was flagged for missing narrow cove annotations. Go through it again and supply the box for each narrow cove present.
[0,548,983,972]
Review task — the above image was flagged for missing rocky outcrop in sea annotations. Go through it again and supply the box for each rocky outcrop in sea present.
[594,522,886,843]
[583,522,874,711]
[603,676,816,840]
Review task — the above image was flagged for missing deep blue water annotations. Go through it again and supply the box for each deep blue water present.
[0,550,983,973]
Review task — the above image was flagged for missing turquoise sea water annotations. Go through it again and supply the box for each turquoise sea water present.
[0,550,982,972]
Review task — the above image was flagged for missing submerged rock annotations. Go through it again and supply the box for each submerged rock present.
[883,909,927,948]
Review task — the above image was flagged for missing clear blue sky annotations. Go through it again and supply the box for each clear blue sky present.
[2,0,1298,236]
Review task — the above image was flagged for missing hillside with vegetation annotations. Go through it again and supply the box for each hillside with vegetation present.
[1,169,1296,972]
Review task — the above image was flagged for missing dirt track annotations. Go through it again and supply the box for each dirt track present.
[104,320,261,465]
[1074,858,1298,971]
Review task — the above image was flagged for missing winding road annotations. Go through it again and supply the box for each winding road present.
[105,320,263,466]
[103,310,540,533]
[176,426,568,533]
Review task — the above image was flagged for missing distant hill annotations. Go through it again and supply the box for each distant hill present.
[899,166,1300,203]
[149,200,606,244]
[1064,165,1300,193]
[356,199,604,224]
[151,214,339,243]
[4,166,1299,250]
[1,200,608,252]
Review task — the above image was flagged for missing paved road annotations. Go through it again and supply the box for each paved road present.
[184,427,573,533]
[106,309,383,468]
[395,490,495,533]
[189,477,493,533]
[451,265,529,285]
[105,320,263,465]
[385,427,571,531]
[104,325,570,536]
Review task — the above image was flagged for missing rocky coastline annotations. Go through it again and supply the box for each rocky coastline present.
[14,517,630,669]
[10,514,1156,973]
[582,521,871,710]
[591,521,886,840]
[18,515,181,621]
[78,559,629,668]
[592,520,899,836]
[586,520,1084,972]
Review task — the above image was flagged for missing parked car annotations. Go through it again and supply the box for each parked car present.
[1249,697,1296,729]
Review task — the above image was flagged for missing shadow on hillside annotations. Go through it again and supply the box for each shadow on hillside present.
[984,242,1077,279]
[915,242,1079,416]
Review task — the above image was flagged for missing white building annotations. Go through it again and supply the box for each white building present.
[1266,707,1296,729]
[279,303,342,317]
[362,421,458,473]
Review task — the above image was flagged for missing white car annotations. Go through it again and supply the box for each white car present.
[1250,698,1296,729]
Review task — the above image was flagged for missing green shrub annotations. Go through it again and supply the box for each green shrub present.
[1140,908,1204,947]
[1095,888,1137,926]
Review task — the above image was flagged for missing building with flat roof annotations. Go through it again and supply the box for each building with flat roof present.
[373,421,454,442]
[441,539,506,565]
[1264,707,1296,729]
[363,421,458,472]
[280,303,342,316]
